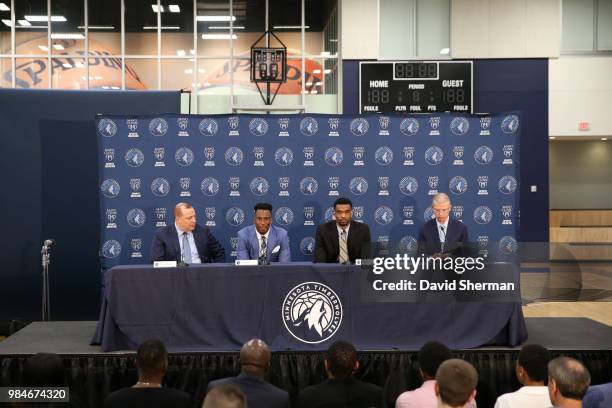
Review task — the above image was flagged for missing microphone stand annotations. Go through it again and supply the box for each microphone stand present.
[41,240,53,321]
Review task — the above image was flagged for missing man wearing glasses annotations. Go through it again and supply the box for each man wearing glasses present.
[418,193,469,258]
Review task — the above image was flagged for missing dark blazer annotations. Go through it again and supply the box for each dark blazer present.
[417,218,469,256]
[314,220,371,263]
[104,387,191,408]
[236,224,291,262]
[208,373,289,408]
[296,378,384,408]
[150,224,225,263]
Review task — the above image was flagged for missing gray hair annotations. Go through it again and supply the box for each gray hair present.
[548,357,590,400]
[432,193,451,206]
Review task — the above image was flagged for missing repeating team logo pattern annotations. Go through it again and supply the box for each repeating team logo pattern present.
[99,114,519,265]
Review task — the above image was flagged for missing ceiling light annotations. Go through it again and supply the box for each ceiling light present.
[176,49,186,56]
[602,138,608,141]
[184,68,193,74]
[198,68,206,73]
[2,19,12,27]
[152,5,164,13]
[51,33,85,39]
[111,86,120,90]
[53,44,64,50]
[324,69,331,74]
[329,39,338,42]
[75,62,84,68]
[38,45,49,51]
[143,26,180,30]
[18,20,31,27]
[189,49,195,55]
[273,25,310,29]
[25,15,67,22]
[202,33,237,40]
[320,51,330,57]
[209,25,244,29]
[169,5,180,13]
[549,137,556,140]
[196,16,236,22]
[0,3,9,11]
[78,25,114,30]
[440,48,450,55]
[313,69,321,74]
[62,63,72,68]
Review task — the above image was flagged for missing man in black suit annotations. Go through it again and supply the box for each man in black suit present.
[314,197,371,263]
[296,340,383,408]
[150,202,225,263]
[104,340,191,408]
[207,339,289,408]
[418,193,469,258]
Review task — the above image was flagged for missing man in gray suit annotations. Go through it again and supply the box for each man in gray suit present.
[236,203,291,263]
[207,339,289,408]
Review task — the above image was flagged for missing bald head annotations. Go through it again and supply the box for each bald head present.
[240,339,270,376]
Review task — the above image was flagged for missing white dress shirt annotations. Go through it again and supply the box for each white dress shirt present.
[494,386,552,408]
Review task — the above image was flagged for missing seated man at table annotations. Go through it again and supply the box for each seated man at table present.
[236,203,291,263]
[104,339,191,408]
[207,338,289,408]
[151,202,225,264]
[314,197,371,264]
[418,193,469,258]
[296,340,383,408]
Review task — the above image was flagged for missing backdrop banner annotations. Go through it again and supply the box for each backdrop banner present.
[97,113,520,267]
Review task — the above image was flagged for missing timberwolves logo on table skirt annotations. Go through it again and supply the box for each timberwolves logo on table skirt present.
[125,148,144,167]
[199,118,218,136]
[175,147,194,167]
[474,206,493,225]
[98,118,117,137]
[324,147,343,166]
[149,118,168,136]
[151,178,170,197]
[300,177,319,195]
[474,146,494,165]
[399,176,418,195]
[400,118,419,136]
[375,146,393,166]
[224,147,244,166]
[300,237,315,256]
[226,207,245,226]
[350,118,369,136]
[501,114,519,134]
[300,117,319,136]
[249,118,269,136]
[275,147,294,166]
[349,177,368,195]
[449,176,468,195]
[127,208,146,228]
[450,117,469,135]
[425,146,444,166]
[275,207,294,226]
[101,179,120,198]
[282,281,343,344]
[499,236,518,254]
[102,240,121,258]
[498,176,518,194]
[375,206,393,225]
[201,177,220,196]
[250,177,269,196]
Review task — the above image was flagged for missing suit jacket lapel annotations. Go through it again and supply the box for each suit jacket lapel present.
[171,227,182,259]
[267,226,276,259]
[331,222,339,259]
[249,227,259,259]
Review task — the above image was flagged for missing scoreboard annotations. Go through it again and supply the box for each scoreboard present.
[359,61,473,114]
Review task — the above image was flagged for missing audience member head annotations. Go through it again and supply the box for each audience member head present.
[548,357,591,405]
[136,339,168,384]
[516,344,550,386]
[418,341,452,381]
[174,202,197,232]
[239,338,271,378]
[333,197,353,228]
[23,353,65,387]
[203,384,246,408]
[324,340,358,380]
[435,359,478,408]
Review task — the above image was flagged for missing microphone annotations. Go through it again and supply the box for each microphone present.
[43,239,55,247]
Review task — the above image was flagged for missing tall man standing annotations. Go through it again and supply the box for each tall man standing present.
[314,197,371,264]
[236,203,291,263]
[150,202,225,263]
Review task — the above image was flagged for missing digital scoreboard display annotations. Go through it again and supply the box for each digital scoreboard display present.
[360,61,473,114]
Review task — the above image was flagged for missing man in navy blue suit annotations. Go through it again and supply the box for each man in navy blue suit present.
[150,202,225,263]
[236,202,291,263]
[418,193,469,258]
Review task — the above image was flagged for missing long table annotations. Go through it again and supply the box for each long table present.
[92,263,527,352]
